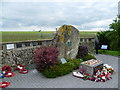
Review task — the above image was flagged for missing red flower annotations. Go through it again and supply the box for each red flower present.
[19,69,29,74]
[2,66,12,74]
[5,71,16,77]
[0,81,10,88]
[85,73,89,76]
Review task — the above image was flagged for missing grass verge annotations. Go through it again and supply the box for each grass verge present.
[98,50,120,56]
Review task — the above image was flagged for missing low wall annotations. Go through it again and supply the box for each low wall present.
[0,39,53,70]
[0,38,95,70]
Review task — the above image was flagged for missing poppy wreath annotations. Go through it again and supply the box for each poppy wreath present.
[5,71,16,77]
[0,81,10,88]
[19,69,29,74]
[16,65,25,71]
[2,66,12,74]
[16,64,29,74]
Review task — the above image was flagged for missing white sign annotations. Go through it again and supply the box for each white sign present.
[101,45,108,49]
[60,58,67,64]
[6,44,14,49]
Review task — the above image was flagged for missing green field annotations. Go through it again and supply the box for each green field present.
[1,31,97,43]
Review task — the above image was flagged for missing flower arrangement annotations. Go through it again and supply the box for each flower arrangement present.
[0,65,29,88]
[73,64,114,82]
[16,65,29,74]
[1,66,16,78]
[2,66,12,74]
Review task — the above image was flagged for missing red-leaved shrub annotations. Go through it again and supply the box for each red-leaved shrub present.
[34,46,59,71]
[76,45,88,59]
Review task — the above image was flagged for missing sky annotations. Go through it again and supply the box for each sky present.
[0,0,119,31]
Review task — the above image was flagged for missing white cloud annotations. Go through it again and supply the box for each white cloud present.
[0,1,118,31]
[91,28,106,31]
[1,0,119,2]
[80,19,114,27]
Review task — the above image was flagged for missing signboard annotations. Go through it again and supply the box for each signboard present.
[6,44,14,49]
[101,45,108,50]
[60,58,67,64]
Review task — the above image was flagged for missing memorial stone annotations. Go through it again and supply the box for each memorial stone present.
[53,25,80,59]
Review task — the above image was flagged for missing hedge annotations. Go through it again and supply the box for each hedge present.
[41,59,83,78]
[82,53,96,61]
[40,54,96,78]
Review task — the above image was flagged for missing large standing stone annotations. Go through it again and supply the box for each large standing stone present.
[53,25,80,59]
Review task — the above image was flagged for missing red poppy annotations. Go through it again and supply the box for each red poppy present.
[0,81,10,88]
[85,73,89,76]
[19,69,29,74]
[98,75,103,78]
[5,71,16,77]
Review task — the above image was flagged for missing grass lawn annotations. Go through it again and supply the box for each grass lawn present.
[98,50,120,56]
[1,31,97,43]
[1,31,54,42]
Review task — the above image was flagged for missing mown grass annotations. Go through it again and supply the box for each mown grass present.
[98,50,120,56]
[1,31,54,42]
[80,31,97,38]
[1,31,97,42]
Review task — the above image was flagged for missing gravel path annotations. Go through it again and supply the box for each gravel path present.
[2,54,118,88]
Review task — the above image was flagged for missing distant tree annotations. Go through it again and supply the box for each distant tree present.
[107,15,120,50]
[97,15,120,51]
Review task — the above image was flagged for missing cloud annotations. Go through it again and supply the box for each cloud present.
[0,1,119,31]
[80,19,113,27]
[2,0,120,2]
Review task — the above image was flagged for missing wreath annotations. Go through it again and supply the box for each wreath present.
[19,69,29,74]
[16,65,29,74]
[2,66,12,74]
[5,71,16,77]
[0,81,10,88]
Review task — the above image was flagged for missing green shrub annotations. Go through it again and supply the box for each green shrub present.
[82,54,96,61]
[41,59,83,78]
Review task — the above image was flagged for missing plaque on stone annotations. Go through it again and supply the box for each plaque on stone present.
[68,42,72,46]
[52,25,80,59]
[60,58,67,64]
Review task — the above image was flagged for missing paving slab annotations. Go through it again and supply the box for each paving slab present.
[2,54,118,88]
